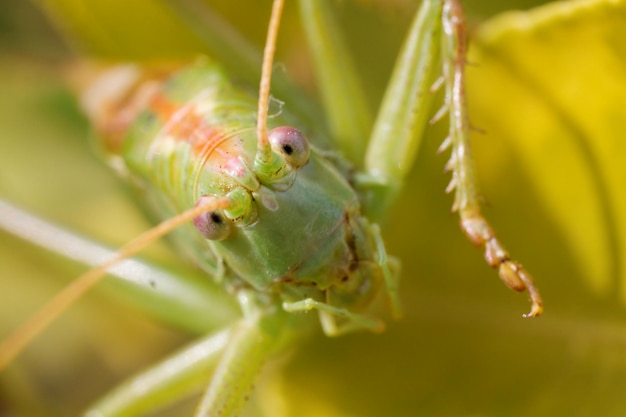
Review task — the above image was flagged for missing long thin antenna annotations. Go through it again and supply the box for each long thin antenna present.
[0,196,230,371]
[256,0,285,163]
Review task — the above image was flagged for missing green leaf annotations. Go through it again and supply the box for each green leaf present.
[35,0,207,59]
[468,0,626,300]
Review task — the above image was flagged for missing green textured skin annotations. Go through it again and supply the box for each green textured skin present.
[114,60,385,312]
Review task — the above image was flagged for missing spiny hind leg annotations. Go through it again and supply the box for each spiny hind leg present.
[436,0,542,317]
[282,298,385,336]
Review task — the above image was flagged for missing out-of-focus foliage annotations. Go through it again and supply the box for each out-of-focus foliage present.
[469,0,626,301]
[0,1,625,417]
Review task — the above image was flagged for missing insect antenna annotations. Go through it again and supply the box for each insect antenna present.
[255,0,285,165]
[0,196,230,371]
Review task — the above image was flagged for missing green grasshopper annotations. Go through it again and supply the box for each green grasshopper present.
[0,0,543,416]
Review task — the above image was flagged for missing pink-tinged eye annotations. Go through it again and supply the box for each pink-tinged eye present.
[193,210,231,241]
[268,126,310,168]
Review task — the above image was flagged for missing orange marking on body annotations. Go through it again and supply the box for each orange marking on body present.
[149,93,248,181]
[149,93,229,156]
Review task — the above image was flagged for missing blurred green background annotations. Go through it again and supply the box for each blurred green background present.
[1,0,625,416]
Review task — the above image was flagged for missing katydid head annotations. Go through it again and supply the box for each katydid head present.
[184,0,389,332]
[189,136,392,334]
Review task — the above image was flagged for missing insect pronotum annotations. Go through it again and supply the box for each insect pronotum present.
[0,0,543,415]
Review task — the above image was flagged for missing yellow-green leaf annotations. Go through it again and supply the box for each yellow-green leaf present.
[468,0,626,300]
[35,0,206,58]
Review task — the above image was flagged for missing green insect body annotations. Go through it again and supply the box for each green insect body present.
[96,61,394,335]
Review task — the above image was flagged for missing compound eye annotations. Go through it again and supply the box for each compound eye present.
[193,209,231,241]
[268,126,310,168]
